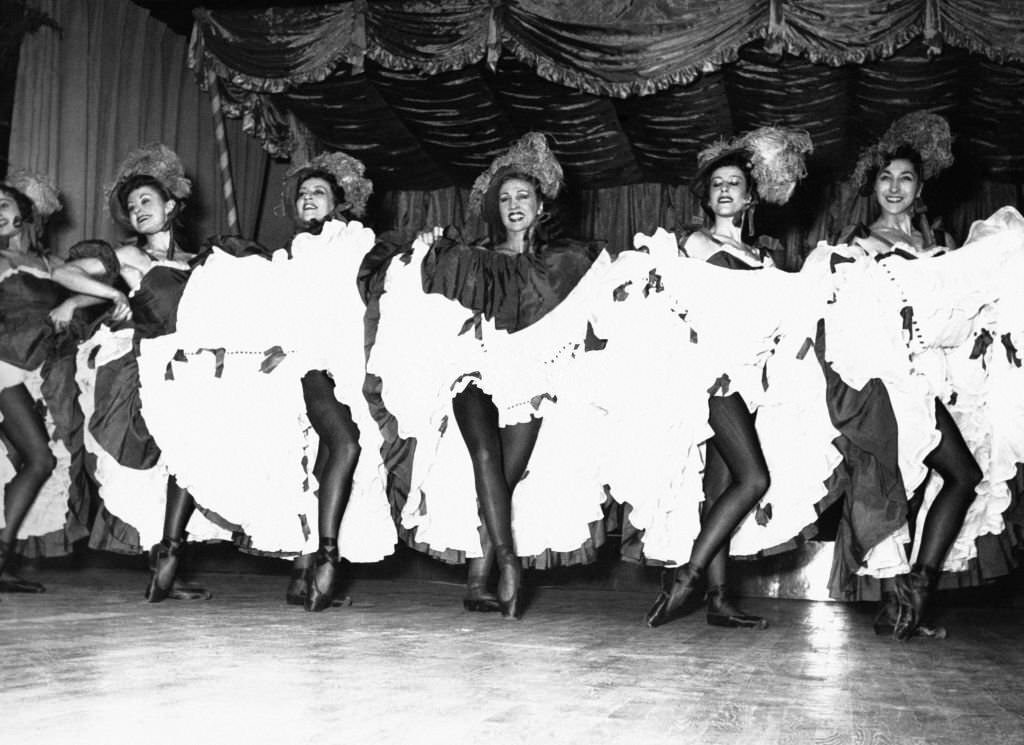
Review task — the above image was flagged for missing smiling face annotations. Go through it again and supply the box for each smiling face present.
[497,177,541,236]
[874,157,922,218]
[125,185,176,236]
[0,189,25,239]
[706,165,752,221]
[296,176,337,224]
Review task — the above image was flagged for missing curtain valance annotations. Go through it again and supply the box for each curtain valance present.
[190,0,1024,98]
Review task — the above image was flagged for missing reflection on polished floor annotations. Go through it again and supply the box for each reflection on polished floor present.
[2,566,1022,745]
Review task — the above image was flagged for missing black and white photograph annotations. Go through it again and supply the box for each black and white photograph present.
[1,2,1023,743]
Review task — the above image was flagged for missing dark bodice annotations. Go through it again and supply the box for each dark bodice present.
[128,264,190,339]
[421,232,602,332]
[0,269,70,369]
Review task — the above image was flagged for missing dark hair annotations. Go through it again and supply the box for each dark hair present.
[0,184,35,226]
[117,174,183,221]
[482,167,548,248]
[861,144,924,196]
[694,151,757,222]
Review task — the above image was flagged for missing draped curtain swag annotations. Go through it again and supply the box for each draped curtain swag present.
[191,1,1024,99]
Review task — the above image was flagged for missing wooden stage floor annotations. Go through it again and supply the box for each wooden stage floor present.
[2,566,1022,745]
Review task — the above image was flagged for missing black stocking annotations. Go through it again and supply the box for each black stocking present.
[701,438,732,588]
[690,394,769,571]
[452,384,514,553]
[915,399,981,571]
[453,384,538,612]
[303,370,360,544]
[0,384,56,556]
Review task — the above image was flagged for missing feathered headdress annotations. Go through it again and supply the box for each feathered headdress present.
[469,132,563,218]
[692,126,813,207]
[106,143,192,228]
[287,150,373,218]
[3,169,62,222]
[850,111,953,192]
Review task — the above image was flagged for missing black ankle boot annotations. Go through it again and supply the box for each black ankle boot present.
[285,554,313,606]
[646,563,704,628]
[305,540,349,612]
[893,564,939,641]
[706,585,768,629]
[463,554,500,612]
[874,589,947,639]
[145,535,212,603]
[0,539,45,593]
[494,545,522,620]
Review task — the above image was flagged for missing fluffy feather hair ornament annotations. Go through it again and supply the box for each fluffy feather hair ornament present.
[287,150,373,217]
[692,126,813,206]
[106,143,192,227]
[850,111,953,191]
[3,169,62,220]
[469,132,563,217]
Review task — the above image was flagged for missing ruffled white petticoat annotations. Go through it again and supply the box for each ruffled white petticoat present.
[816,206,1024,577]
[136,220,396,561]
[580,230,840,564]
[76,325,233,550]
[367,237,608,562]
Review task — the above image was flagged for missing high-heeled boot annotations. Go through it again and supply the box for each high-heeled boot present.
[305,539,349,612]
[0,539,45,593]
[145,535,212,603]
[892,563,939,641]
[646,563,704,628]
[873,589,947,639]
[705,585,768,629]
[285,554,313,606]
[494,545,522,620]
[464,555,501,612]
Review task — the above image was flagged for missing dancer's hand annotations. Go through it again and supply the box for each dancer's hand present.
[109,291,132,322]
[416,226,444,248]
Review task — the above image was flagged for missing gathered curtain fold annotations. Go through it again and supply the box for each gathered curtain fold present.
[190,0,1024,99]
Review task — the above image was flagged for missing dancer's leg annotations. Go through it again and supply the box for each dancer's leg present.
[0,384,55,592]
[893,399,980,640]
[302,370,361,612]
[453,384,521,617]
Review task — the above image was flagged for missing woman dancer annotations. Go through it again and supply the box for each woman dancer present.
[608,130,829,628]
[284,153,385,610]
[0,172,94,593]
[672,127,818,629]
[130,151,395,610]
[369,133,607,618]
[51,144,215,602]
[822,113,984,639]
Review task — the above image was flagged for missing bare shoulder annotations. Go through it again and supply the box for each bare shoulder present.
[682,230,715,260]
[115,243,150,268]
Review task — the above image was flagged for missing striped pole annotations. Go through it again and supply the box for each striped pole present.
[206,67,240,234]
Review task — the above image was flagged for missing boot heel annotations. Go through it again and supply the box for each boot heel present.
[495,546,522,620]
[646,564,703,628]
[145,534,211,603]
